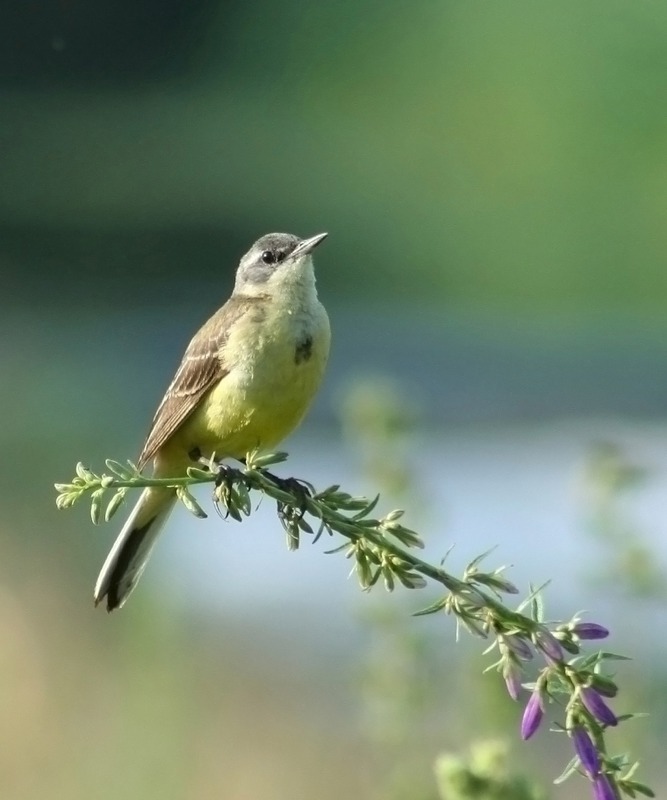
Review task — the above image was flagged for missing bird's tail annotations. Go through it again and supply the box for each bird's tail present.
[93,486,177,612]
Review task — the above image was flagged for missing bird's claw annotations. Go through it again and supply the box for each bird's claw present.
[212,463,243,519]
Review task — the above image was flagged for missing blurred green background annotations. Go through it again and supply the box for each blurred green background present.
[2,1,667,798]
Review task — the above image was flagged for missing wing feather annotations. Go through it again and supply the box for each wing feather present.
[137,294,267,468]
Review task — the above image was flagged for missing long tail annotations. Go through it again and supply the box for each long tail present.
[93,486,177,612]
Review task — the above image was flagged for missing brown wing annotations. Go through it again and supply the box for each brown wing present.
[137,294,267,468]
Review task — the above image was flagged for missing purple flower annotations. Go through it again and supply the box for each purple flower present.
[503,662,522,701]
[534,629,564,662]
[573,622,610,641]
[593,773,617,800]
[572,726,600,778]
[581,687,618,727]
[504,634,534,661]
[520,690,544,740]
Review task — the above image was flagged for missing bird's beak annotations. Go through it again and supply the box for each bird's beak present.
[292,232,328,258]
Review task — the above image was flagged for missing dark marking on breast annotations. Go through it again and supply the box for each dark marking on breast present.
[250,304,268,324]
[294,335,313,364]
[188,446,202,462]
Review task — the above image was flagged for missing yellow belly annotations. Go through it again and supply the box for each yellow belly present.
[196,350,326,458]
[164,304,330,462]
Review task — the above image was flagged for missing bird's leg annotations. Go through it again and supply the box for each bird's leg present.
[261,472,317,548]
[187,447,239,517]
[265,472,314,512]
[191,448,233,485]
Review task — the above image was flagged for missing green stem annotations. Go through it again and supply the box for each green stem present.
[69,465,540,635]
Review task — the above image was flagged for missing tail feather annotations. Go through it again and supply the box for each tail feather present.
[94,487,176,612]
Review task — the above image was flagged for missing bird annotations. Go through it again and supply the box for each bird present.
[93,232,330,611]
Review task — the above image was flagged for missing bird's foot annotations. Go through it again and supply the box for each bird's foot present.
[265,473,317,550]
[211,462,246,520]
[266,473,314,509]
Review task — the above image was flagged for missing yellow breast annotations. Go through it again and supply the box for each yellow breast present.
[170,299,330,461]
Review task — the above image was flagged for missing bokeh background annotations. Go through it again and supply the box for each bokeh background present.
[2,1,667,798]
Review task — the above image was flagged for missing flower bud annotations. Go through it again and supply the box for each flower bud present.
[503,662,522,701]
[571,726,600,778]
[593,773,617,800]
[503,634,534,662]
[580,687,618,727]
[572,622,610,641]
[534,629,564,662]
[521,690,544,740]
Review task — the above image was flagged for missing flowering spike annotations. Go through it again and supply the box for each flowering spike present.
[581,688,618,727]
[571,727,600,778]
[521,690,544,740]
[54,453,655,800]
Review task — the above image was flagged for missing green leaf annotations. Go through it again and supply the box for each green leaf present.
[381,565,395,592]
[233,482,252,517]
[176,487,207,519]
[553,755,579,784]
[516,581,550,615]
[247,450,289,468]
[351,493,380,521]
[90,488,105,525]
[396,571,427,589]
[385,524,425,549]
[621,781,655,798]
[465,546,499,573]
[104,489,128,522]
[458,614,488,639]
[259,483,294,504]
[297,516,313,534]
[105,459,135,480]
[473,573,519,595]
[596,652,632,662]
[356,553,373,588]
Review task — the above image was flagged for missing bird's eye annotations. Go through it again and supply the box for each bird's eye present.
[261,249,288,265]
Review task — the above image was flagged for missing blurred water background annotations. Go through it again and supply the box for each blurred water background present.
[2,1,667,798]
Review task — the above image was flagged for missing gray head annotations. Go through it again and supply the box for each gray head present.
[235,232,327,291]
